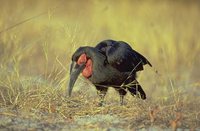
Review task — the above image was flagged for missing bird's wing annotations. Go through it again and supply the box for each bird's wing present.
[95,40,152,72]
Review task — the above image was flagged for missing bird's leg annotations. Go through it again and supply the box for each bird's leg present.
[116,88,127,106]
[127,80,146,100]
[120,95,125,105]
[95,86,108,106]
[98,92,106,106]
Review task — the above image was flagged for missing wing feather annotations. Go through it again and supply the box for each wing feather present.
[95,40,152,72]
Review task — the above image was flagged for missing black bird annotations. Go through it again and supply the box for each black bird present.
[68,40,152,105]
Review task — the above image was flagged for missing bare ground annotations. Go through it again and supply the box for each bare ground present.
[0,90,199,131]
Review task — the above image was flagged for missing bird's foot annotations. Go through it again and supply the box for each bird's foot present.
[120,102,125,106]
[97,101,105,107]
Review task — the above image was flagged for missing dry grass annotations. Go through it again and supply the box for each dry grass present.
[0,0,200,130]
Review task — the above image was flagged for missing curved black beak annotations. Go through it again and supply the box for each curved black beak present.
[67,61,85,97]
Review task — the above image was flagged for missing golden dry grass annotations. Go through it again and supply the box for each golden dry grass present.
[0,0,200,130]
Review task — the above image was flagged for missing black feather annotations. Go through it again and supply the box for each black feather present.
[95,40,152,72]
[68,39,151,103]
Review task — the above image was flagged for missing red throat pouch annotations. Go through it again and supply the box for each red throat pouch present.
[82,59,92,78]
[77,54,87,65]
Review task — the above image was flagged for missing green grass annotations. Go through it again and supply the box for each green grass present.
[0,0,200,130]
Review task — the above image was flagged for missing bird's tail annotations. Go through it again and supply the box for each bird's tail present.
[135,51,152,67]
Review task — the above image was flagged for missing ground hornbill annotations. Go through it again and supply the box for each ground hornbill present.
[68,40,152,105]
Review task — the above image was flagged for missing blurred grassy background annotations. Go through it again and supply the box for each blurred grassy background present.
[0,0,200,129]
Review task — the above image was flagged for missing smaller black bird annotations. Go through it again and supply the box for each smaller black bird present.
[68,40,152,105]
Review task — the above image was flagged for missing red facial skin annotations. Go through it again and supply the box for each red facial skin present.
[77,54,93,78]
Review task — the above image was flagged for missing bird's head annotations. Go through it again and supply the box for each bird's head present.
[67,47,93,97]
